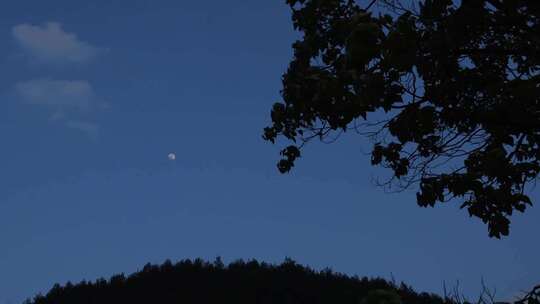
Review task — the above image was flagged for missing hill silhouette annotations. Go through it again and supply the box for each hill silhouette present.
[25,258,448,304]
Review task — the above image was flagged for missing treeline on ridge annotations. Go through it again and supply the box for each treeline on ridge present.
[25,258,446,304]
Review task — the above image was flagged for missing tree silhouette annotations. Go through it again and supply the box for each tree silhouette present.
[263,0,540,238]
[23,258,540,304]
[361,289,403,304]
[24,258,448,304]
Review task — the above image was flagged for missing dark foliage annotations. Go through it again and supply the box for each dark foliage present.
[263,0,540,238]
[25,258,447,304]
[515,284,540,304]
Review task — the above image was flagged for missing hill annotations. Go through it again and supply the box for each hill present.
[25,258,448,304]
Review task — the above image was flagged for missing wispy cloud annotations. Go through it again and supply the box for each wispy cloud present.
[15,79,102,139]
[12,22,103,64]
[12,22,107,140]
[15,79,95,110]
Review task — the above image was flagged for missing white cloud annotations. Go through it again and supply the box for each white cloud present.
[66,120,99,139]
[12,22,102,63]
[15,79,95,110]
[15,79,103,139]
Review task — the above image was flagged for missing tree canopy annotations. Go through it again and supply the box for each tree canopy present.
[24,258,443,304]
[263,0,540,238]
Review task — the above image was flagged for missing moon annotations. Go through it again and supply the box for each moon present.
[167,153,176,161]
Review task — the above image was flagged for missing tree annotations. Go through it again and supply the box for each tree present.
[263,0,540,238]
[361,289,402,304]
[24,258,448,304]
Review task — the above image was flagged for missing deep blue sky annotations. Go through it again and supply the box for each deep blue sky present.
[0,1,538,303]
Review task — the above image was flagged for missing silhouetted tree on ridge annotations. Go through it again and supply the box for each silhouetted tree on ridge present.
[24,258,448,304]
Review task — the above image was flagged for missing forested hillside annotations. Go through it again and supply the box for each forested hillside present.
[25,258,447,304]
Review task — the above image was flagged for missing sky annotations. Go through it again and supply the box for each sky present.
[0,1,538,303]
